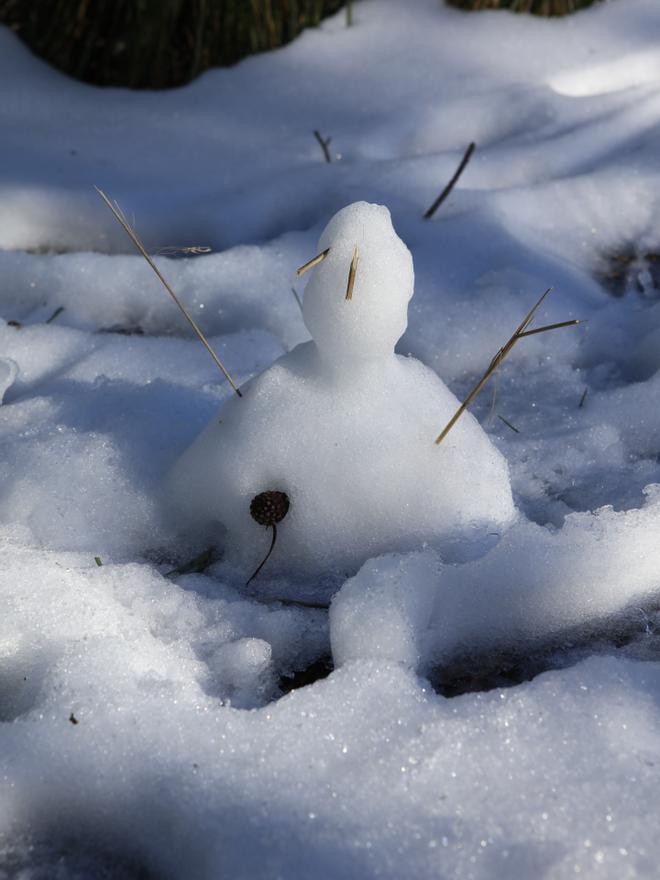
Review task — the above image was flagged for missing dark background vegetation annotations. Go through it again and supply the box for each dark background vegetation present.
[0,0,599,90]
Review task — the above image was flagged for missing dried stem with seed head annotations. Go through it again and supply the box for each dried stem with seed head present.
[95,187,242,398]
[296,248,330,277]
[435,288,556,446]
[424,142,476,220]
[345,245,359,300]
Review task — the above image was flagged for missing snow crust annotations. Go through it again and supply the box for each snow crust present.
[1,0,660,877]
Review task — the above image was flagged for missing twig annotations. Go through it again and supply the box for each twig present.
[296,248,330,277]
[46,306,65,324]
[424,142,476,220]
[95,187,242,398]
[435,288,552,446]
[290,287,303,314]
[313,130,333,163]
[578,387,589,409]
[497,414,520,434]
[345,245,359,300]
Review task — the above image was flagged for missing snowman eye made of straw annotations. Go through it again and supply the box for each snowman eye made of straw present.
[295,245,360,301]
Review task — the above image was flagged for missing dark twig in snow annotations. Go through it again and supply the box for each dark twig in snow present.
[46,306,65,324]
[95,187,242,398]
[291,287,303,313]
[497,414,520,434]
[313,130,333,163]
[424,142,476,220]
[579,387,589,409]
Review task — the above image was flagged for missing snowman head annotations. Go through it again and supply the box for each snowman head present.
[302,202,414,366]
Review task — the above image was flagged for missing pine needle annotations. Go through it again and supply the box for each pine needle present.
[296,248,330,277]
[345,245,359,300]
[95,187,242,398]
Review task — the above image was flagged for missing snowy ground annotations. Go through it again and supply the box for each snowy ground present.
[2,0,660,877]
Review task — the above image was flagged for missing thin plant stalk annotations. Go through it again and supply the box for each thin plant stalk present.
[435,288,552,445]
[424,142,476,220]
[246,524,278,586]
[95,187,242,398]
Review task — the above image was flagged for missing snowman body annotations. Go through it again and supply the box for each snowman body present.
[168,203,515,577]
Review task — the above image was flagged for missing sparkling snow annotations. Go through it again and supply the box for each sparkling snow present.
[1,0,660,877]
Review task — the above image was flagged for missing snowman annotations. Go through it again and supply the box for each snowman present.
[167,202,515,579]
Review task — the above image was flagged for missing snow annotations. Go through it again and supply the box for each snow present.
[1,0,660,877]
[167,202,514,578]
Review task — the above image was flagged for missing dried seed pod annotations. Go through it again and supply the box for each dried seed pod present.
[246,490,290,585]
[250,491,290,527]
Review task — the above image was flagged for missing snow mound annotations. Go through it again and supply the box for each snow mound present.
[331,485,660,672]
[168,202,515,578]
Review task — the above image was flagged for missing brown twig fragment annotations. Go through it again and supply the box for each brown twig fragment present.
[424,142,476,220]
[345,245,359,300]
[313,130,333,163]
[296,248,330,277]
[435,288,553,446]
[95,187,242,398]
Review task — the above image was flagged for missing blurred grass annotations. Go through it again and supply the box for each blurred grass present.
[0,0,346,89]
[446,0,598,14]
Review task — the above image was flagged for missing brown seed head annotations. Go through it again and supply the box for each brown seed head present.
[250,491,290,527]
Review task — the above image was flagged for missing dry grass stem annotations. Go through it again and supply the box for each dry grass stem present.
[435,288,553,445]
[95,187,242,398]
[518,318,581,337]
[424,142,476,220]
[345,245,359,300]
[296,248,330,276]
